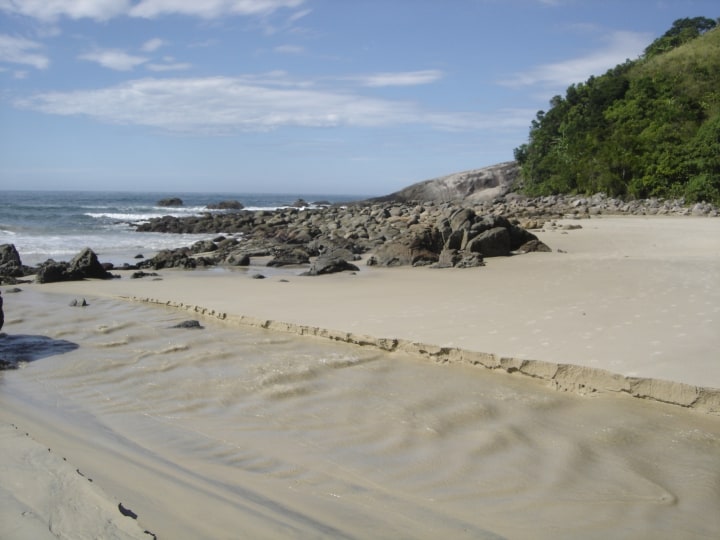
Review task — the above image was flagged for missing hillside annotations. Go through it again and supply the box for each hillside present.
[368,161,519,204]
[514,17,720,204]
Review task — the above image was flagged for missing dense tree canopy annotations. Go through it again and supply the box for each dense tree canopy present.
[515,17,720,203]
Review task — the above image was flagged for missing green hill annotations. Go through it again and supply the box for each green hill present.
[514,17,720,204]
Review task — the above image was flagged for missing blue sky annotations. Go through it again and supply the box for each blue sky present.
[0,1,717,195]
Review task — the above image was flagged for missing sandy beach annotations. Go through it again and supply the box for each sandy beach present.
[2,216,720,539]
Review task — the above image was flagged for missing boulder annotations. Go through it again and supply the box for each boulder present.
[514,239,552,254]
[0,244,23,277]
[302,254,359,276]
[267,248,310,267]
[157,197,183,207]
[466,227,511,257]
[68,248,114,280]
[35,262,70,284]
[206,200,244,210]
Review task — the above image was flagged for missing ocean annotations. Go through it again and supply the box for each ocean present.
[0,190,367,267]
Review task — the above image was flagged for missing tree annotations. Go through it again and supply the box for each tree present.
[644,17,717,58]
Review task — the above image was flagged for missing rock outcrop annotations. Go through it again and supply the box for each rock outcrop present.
[157,197,183,207]
[368,162,520,204]
[36,248,115,284]
[134,200,549,272]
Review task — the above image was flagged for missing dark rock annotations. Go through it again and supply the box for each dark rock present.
[0,291,4,331]
[69,298,88,307]
[226,252,251,266]
[157,197,183,207]
[515,239,552,253]
[454,252,485,268]
[131,271,159,279]
[206,200,244,210]
[171,320,204,329]
[0,244,23,277]
[134,254,144,259]
[302,254,360,276]
[191,240,218,253]
[267,248,310,267]
[291,198,309,208]
[36,261,70,284]
[68,248,114,280]
[252,273,266,279]
[118,503,138,519]
[466,227,510,257]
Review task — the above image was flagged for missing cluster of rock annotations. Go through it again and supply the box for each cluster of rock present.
[1,187,717,285]
[475,193,719,220]
[0,244,115,285]
[132,201,549,273]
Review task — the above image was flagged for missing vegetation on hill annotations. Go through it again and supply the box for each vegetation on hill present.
[514,17,720,203]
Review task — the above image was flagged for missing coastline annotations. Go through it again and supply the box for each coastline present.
[2,215,720,539]
[28,215,720,411]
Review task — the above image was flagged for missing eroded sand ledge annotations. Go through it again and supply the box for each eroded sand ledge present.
[128,295,720,414]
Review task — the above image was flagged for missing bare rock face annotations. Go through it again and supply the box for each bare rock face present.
[368,161,520,204]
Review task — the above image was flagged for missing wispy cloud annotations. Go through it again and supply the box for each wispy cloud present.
[499,30,650,91]
[79,49,148,71]
[0,33,49,69]
[14,75,524,134]
[274,44,304,54]
[146,60,191,71]
[141,37,167,52]
[354,70,444,87]
[130,0,304,19]
[0,0,130,22]
[0,0,305,21]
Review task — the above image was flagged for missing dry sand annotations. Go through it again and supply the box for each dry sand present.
[1,215,719,539]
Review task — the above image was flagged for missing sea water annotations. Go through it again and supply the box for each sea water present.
[0,190,366,266]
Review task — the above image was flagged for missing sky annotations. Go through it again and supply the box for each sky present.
[0,0,717,196]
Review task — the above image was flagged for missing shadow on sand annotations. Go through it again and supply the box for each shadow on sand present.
[0,334,79,370]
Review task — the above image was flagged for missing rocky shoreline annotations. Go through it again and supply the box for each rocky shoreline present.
[128,193,717,272]
[1,193,717,284]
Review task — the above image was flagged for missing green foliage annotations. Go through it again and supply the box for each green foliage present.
[515,18,720,204]
[644,17,717,58]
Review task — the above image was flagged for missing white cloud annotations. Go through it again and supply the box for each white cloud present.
[146,61,191,71]
[79,49,148,71]
[0,0,305,21]
[0,0,130,22]
[499,30,650,90]
[129,0,305,19]
[356,70,444,87]
[0,34,49,69]
[274,44,304,54]
[141,37,167,52]
[14,75,515,134]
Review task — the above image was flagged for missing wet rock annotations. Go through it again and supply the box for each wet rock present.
[302,254,360,276]
[157,197,183,207]
[0,244,23,277]
[171,320,204,329]
[206,200,244,210]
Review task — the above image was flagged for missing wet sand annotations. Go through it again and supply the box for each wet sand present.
[1,216,719,539]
